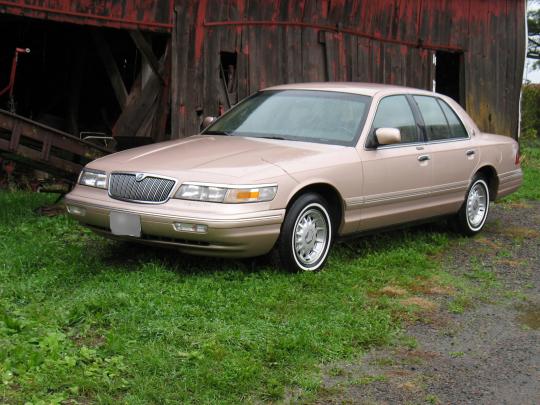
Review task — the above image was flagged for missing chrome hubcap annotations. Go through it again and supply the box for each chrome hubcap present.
[294,208,328,266]
[467,182,488,227]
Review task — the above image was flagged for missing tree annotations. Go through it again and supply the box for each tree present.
[529,4,540,68]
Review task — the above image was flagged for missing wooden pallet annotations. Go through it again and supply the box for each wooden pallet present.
[0,108,112,181]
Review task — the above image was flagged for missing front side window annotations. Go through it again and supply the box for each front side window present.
[369,95,419,146]
[205,90,371,146]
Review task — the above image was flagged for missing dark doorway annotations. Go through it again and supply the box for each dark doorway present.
[0,15,168,138]
[435,51,465,108]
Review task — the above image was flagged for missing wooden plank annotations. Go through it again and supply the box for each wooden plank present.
[8,121,21,151]
[112,74,160,137]
[170,6,180,139]
[0,0,174,32]
[152,40,172,142]
[0,138,81,176]
[92,31,128,109]
[40,133,51,161]
[67,47,86,136]
[129,30,164,84]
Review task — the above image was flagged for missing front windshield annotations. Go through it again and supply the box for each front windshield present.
[204,90,371,146]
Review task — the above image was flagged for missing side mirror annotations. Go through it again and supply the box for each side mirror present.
[201,116,216,131]
[375,128,401,146]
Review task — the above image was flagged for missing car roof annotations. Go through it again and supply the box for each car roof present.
[263,82,435,97]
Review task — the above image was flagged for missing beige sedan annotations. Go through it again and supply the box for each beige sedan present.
[65,83,522,272]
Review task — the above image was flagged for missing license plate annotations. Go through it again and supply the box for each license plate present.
[109,211,141,237]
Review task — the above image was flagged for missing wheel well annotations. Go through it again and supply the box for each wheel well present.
[287,184,344,230]
[476,166,499,200]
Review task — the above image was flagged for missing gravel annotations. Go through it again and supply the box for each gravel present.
[317,201,540,405]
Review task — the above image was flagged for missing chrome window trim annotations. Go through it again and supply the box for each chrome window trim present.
[108,171,178,205]
[374,141,426,150]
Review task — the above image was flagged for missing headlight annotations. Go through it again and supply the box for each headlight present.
[175,183,277,203]
[78,169,107,189]
[175,184,228,202]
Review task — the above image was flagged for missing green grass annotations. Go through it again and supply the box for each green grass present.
[502,143,540,201]
[1,144,538,404]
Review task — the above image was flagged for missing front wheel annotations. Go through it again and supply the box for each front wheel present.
[454,174,490,235]
[277,193,333,272]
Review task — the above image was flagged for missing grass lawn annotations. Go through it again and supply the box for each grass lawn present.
[0,145,538,404]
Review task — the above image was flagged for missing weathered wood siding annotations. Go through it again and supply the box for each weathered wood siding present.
[0,0,174,32]
[171,0,526,139]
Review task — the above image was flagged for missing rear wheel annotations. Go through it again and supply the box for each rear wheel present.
[277,193,333,272]
[454,174,490,235]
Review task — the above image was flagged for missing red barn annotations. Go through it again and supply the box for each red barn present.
[0,1,527,177]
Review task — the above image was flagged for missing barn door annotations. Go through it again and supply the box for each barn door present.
[435,51,465,108]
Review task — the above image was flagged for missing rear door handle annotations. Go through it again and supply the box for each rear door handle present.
[466,150,476,156]
[418,154,431,162]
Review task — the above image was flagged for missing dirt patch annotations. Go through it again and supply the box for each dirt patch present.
[379,285,408,297]
[400,296,438,311]
[317,201,540,405]
[516,302,540,330]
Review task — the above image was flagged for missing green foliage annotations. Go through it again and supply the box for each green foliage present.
[503,144,540,201]
[530,8,540,36]
[529,7,540,66]
[521,85,540,140]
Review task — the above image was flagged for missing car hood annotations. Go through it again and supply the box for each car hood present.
[87,135,349,183]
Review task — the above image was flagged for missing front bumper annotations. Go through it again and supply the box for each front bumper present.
[64,187,285,258]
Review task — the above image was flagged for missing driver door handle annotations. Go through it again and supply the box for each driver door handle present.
[417,154,431,162]
[466,149,476,156]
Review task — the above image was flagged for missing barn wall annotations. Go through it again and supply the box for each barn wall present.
[0,0,174,32]
[171,0,526,139]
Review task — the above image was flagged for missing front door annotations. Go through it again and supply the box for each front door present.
[358,95,433,231]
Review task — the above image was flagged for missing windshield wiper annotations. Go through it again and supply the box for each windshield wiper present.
[204,130,232,136]
[258,136,287,140]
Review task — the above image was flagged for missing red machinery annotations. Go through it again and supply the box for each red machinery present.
[0,47,30,112]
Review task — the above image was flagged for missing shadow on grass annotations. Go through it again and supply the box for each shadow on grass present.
[89,218,457,277]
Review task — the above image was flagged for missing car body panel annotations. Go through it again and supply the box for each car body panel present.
[65,83,522,258]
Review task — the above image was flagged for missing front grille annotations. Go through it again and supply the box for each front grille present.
[109,173,176,203]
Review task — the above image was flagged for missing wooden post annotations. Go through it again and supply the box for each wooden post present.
[170,6,180,139]
[67,47,86,136]
[130,30,164,84]
[92,31,128,109]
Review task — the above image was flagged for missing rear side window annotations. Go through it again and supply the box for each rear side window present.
[370,95,419,145]
[438,100,469,139]
[413,96,468,141]
[412,96,450,141]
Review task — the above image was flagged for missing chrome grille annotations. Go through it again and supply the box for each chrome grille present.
[109,173,176,203]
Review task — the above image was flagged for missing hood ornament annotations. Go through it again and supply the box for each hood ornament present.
[135,173,146,182]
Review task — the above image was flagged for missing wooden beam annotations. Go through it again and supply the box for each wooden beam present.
[112,70,161,138]
[92,31,128,109]
[152,40,171,142]
[129,30,164,83]
[170,6,180,139]
[68,47,86,136]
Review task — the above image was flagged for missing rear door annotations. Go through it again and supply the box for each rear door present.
[411,95,478,214]
[358,95,433,231]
